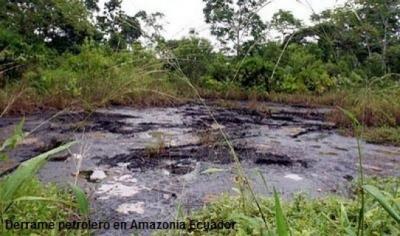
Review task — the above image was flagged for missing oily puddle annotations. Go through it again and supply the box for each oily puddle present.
[0,102,399,235]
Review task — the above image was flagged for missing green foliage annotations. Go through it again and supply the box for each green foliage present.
[238,56,271,90]
[231,43,335,93]
[0,136,89,235]
[0,119,24,159]
[270,10,302,40]
[0,178,77,235]
[280,44,335,93]
[166,178,400,236]
[363,185,400,224]
[297,0,400,78]
[363,126,400,146]
[26,42,166,106]
[203,0,267,56]
[0,142,75,212]
[70,184,90,217]
[97,0,142,50]
[0,0,94,52]
[273,189,290,236]
[207,54,236,82]
[161,37,214,81]
[332,87,400,128]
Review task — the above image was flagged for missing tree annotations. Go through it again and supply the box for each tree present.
[203,0,269,56]
[0,0,94,52]
[135,11,165,47]
[0,0,95,80]
[84,0,100,12]
[270,10,302,41]
[354,0,400,73]
[97,0,142,50]
[160,37,214,81]
[292,0,399,77]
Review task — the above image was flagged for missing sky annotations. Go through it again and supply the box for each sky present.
[116,0,346,43]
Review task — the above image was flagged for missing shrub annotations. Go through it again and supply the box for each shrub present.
[161,37,214,82]
[207,54,235,82]
[238,56,270,89]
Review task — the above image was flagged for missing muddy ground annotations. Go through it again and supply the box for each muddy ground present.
[0,101,399,235]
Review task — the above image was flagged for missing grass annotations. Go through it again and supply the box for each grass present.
[0,178,86,235]
[363,127,400,146]
[0,125,89,235]
[265,87,400,146]
[266,90,349,107]
[0,45,197,115]
[267,87,400,128]
[163,178,399,236]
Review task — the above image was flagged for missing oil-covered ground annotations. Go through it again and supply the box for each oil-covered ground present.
[1,101,399,235]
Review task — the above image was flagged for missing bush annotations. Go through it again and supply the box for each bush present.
[363,53,385,78]
[238,56,270,89]
[26,42,164,105]
[387,45,400,74]
[277,44,335,93]
[160,37,214,82]
[207,54,236,82]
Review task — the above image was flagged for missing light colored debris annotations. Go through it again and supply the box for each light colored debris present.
[96,182,141,200]
[116,202,145,214]
[90,170,107,182]
[284,174,303,181]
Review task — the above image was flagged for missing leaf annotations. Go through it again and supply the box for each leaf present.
[231,213,265,231]
[364,185,400,224]
[338,107,360,127]
[273,188,290,236]
[70,184,90,216]
[0,153,8,161]
[0,141,76,204]
[201,168,226,174]
[340,203,357,236]
[0,118,25,152]
[13,196,72,206]
[340,203,350,227]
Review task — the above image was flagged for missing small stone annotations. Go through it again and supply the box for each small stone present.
[90,170,107,182]
[211,123,225,130]
[116,202,145,215]
[162,169,170,176]
[364,164,383,172]
[284,174,303,181]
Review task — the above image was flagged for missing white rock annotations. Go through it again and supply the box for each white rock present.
[96,183,141,200]
[117,202,145,214]
[117,175,137,183]
[90,170,107,182]
[211,123,225,130]
[284,174,303,181]
[162,169,170,176]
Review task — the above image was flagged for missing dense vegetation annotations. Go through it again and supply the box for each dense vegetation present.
[165,178,400,235]
[0,0,399,235]
[1,1,399,142]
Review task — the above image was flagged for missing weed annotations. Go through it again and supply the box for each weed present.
[363,126,400,146]
[164,178,400,235]
[0,122,90,235]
